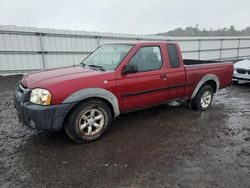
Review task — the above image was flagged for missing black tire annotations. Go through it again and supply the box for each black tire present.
[65,99,111,144]
[192,85,214,111]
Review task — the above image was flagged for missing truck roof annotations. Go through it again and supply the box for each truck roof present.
[105,41,177,45]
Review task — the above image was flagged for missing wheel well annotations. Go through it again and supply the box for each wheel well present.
[63,97,115,126]
[203,80,217,93]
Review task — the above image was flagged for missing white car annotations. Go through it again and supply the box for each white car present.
[233,58,250,83]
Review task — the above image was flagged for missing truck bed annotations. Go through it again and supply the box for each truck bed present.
[183,59,233,98]
[183,59,225,66]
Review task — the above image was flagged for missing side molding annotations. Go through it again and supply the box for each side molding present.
[63,88,120,117]
[191,74,219,99]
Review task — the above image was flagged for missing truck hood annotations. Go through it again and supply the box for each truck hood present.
[234,60,250,69]
[21,66,117,104]
[21,66,112,89]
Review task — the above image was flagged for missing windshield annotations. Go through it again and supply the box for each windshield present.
[80,44,134,71]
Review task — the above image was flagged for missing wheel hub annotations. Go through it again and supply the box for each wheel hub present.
[200,90,212,108]
[87,118,95,126]
[78,109,105,136]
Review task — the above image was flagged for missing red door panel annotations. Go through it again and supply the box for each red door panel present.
[116,45,171,112]
[117,70,170,112]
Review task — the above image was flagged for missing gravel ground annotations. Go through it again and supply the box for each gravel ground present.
[0,75,250,188]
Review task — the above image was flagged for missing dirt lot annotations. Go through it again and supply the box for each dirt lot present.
[0,75,250,188]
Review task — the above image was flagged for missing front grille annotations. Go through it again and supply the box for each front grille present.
[237,68,246,74]
[18,83,25,93]
[15,83,29,101]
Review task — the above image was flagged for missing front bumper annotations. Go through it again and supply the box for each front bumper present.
[233,75,250,83]
[14,83,76,131]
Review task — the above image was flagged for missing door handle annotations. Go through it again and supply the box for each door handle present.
[160,74,167,79]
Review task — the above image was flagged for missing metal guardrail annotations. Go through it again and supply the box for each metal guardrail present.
[2,29,250,41]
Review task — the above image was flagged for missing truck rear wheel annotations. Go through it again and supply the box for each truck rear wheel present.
[192,85,214,111]
[65,99,111,144]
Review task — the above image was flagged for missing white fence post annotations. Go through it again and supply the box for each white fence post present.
[237,38,241,59]
[38,32,46,69]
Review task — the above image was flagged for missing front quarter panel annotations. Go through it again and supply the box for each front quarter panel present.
[62,88,120,117]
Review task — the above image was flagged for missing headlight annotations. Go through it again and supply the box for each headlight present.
[30,88,52,105]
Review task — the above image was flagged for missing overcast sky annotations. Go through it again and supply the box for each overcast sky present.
[0,0,249,34]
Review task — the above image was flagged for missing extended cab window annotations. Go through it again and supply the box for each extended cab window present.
[167,44,180,68]
[128,46,162,72]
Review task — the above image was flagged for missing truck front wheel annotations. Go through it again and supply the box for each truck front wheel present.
[192,85,214,111]
[65,99,111,143]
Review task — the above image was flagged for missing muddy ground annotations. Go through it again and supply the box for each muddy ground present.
[0,75,250,188]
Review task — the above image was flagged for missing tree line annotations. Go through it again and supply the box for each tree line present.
[158,26,250,37]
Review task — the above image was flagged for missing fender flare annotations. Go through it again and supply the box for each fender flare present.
[62,88,120,117]
[191,74,220,99]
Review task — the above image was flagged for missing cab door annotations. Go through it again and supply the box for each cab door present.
[116,45,171,112]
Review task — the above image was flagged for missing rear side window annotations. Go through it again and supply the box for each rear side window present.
[167,44,180,68]
[128,46,163,72]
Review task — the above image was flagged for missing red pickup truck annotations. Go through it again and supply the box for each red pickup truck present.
[14,42,233,143]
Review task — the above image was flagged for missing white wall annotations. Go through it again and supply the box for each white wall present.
[0,25,250,74]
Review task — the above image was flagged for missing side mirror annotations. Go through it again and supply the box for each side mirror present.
[122,64,138,74]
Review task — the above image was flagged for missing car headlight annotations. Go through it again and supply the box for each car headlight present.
[30,88,52,105]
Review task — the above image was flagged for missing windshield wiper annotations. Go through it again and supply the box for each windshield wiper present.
[87,64,106,71]
[80,62,105,71]
[80,62,86,67]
